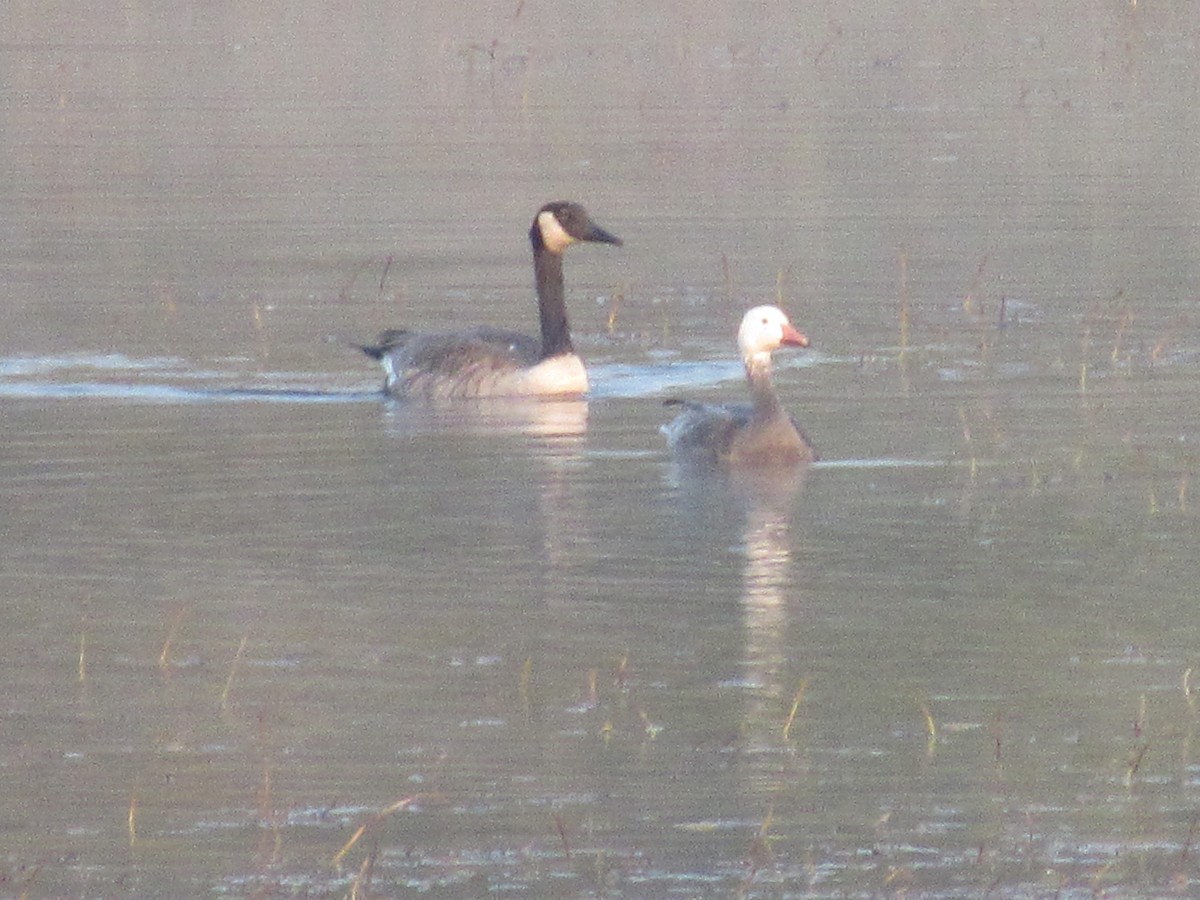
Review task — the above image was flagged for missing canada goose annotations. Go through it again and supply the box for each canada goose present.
[662,305,817,466]
[356,201,621,399]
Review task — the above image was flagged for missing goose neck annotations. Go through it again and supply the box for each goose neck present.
[532,239,572,358]
[745,354,784,420]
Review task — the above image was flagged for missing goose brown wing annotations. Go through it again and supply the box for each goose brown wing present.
[395,327,541,373]
[662,400,753,460]
[382,327,545,398]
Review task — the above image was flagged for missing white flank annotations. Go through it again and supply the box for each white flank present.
[518,353,588,396]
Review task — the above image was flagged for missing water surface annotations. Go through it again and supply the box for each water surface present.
[3,2,1200,896]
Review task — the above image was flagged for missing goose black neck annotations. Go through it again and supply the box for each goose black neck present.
[530,226,573,358]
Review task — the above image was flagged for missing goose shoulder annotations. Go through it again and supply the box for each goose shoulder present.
[661,400,750,461]
[727,415,816,466]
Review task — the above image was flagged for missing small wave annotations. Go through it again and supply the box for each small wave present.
[813,457,954,469]
[589,353,821,399]
[587,360,745,398]
[0,380,374,403]
[0,352,193,378]
[0,352,828,405]
[0,352,374,404]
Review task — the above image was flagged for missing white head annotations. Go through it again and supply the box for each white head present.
[737,305,810,367]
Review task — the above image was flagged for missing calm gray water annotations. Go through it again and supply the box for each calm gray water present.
[4,2,1200,897]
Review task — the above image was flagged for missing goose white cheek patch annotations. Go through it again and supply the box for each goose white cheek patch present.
[537,210,576,253]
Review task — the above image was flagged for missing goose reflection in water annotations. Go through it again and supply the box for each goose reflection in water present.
[379,395,590,441]
[667,462,811,749]
[733,467,810,732]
